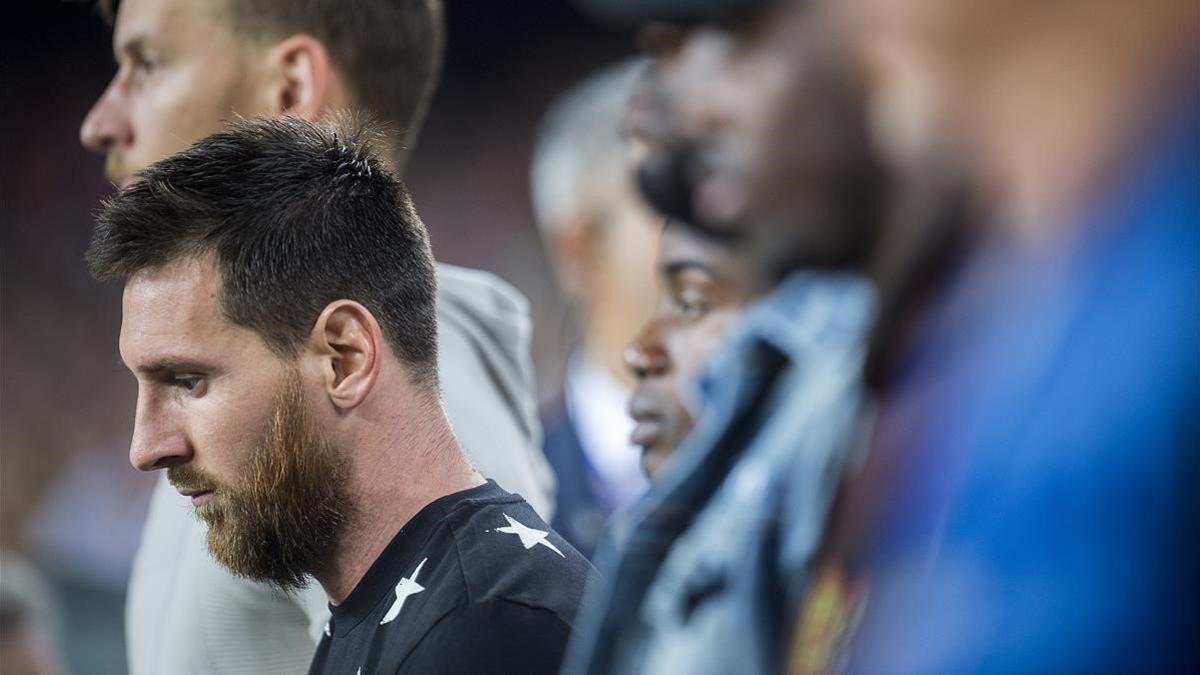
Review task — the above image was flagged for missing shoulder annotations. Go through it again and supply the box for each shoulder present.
[441,493,598,625]
[398,597,572,675]
[434,262,530,327]
[429,264,552,516]
[433,263,530,372]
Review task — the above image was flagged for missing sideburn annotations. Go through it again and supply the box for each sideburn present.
[205,371,351,590]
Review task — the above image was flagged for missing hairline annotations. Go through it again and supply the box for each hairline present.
[124,248,303,358]
[126,246,441,395]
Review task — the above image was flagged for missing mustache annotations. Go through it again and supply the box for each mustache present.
[104,153,128,185]
[168,464,220,494]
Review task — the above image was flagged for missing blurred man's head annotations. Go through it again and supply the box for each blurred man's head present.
[80,0,444,184]
[624,221,754,478]
[88,116,440,590]
[624,24,693,223]
[531,59,660,386]
[631,1,885,289]
[834,0,1198,233]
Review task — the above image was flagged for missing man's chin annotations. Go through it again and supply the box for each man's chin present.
[195,499,227,532]
[640,444,675,482]
[205,526,312,590]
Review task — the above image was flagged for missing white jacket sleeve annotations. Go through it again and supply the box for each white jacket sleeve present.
[432,263,555,519]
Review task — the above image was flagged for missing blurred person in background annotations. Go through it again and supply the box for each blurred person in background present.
[88,116,596,675]
[530,59,660,558]
[792,0,1200,672]
[0,552,66,675]
[78,0,554,672]
[564,0,889,673]
[624,218,757,480]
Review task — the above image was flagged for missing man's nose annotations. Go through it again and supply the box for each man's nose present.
[673,28,737,139]
[624,321,671,380]
[129,395,192,472]
[80,74,133,154]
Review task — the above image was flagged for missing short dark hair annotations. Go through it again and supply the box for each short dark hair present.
[98,0,444,164]
[87,115,440,389]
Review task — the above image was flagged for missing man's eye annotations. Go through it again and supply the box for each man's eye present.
[171,376,206,395]
[130,57,158,80]
[676,294,712,321]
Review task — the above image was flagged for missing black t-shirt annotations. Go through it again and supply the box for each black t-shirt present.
[308,480,599,675]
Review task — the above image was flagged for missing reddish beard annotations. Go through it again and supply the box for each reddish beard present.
[168,371,350,590]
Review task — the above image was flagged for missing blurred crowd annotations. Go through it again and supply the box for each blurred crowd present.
[2,0,1196,673]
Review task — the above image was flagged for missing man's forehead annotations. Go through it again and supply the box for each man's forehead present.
[114,0,228,54]
[121,257,223,337]
[660,224,733,265]
[118,255,270,371]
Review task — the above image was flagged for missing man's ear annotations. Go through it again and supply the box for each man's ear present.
[309,300,382,410]
[546,218,600,303]
[263,35,334,120]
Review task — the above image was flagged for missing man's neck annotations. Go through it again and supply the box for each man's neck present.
[315,398,484,603]
[955,0,1197,240]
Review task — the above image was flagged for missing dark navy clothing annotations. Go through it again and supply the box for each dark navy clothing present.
[308,480,599,675]
[541,397,613,559]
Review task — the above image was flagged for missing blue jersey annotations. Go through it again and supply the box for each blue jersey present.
[826,95,1199,674]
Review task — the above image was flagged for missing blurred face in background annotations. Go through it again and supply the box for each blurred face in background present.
[625,24,698,225]
[842,0,1033,61]
[636,1,882,289]
[80,0,268,186]
[624,221,754,479]
[827,0,1015,176]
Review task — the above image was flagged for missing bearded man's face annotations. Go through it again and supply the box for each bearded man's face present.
[120,254,350,591]
[169,371,350,590]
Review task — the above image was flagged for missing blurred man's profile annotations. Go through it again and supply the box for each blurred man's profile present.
[625,220,756,479]
[805,0,1200,671]
[531,59,660,557]
[562,2,888,673]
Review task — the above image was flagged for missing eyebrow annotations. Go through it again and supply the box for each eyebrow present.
[115,35,148,63]
[127,357,210,377]
[663,260,718,277]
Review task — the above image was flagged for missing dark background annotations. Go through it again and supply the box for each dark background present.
[0,2,632,672]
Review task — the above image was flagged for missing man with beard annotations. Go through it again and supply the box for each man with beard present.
[88,116,597,675]
[80,1,554,672]
[564,1,888,673]
[624,220,756,480]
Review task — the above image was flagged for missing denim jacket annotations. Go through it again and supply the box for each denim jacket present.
[563,271,875,675]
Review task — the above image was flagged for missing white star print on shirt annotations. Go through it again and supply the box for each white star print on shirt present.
[494,513,565,557]
[380,558,428,625]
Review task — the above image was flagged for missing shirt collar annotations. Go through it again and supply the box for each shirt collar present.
[327,480,507,635]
